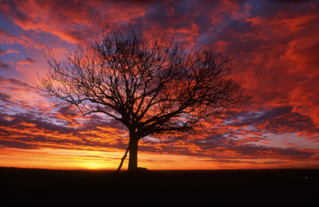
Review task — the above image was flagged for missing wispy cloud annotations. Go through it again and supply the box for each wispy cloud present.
[0,61,10,70]
[7,49,19,54]
[17,57,36,65]
[0,49,5,56]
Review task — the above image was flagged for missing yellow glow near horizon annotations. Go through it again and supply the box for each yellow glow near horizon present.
[1,146,318,170]
[83,162,104,170]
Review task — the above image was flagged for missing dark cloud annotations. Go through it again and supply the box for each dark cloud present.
[0,140,40,149]
[57,105,80,117]
[140,137,318,161]
[0,0,32,25]
[0,61,9,70]
[226,107,293,127]
[17,57,37,65]
[262,161,286,164]
[0,76,35,90]
[26,57,36,63]
[229,144,314,159]
[0,102,317,163]
[225,107,319,135]
[0,92,11,103]
[0,48,4,56]
[0,104,129,152]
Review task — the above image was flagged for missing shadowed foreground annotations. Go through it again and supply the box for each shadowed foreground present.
[0,167,318,206]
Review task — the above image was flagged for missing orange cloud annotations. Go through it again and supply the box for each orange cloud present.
[6,49,19,53]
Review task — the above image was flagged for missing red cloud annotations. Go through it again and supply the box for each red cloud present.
[6,49,19,54]
[0,0,152,45]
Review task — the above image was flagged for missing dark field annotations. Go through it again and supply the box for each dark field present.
[0,167,318,206]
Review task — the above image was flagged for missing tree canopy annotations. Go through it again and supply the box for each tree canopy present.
[36,29,251,172]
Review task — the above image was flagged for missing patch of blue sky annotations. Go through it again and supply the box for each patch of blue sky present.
[0,106,20,116]
[36,30,76,51]
[0,13,21,35]
[249,1,261,11]
[198,34,208,44]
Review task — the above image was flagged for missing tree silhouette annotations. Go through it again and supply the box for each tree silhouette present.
[36,28,251,172]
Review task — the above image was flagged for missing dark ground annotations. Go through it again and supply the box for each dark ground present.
[0,167,318,206]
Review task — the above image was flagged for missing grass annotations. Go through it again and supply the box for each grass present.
[0,167,318,206]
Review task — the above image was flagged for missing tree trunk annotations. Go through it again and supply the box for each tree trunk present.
[128,138,138,171]
[116,145,130,173]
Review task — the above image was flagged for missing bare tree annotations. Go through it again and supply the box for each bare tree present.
[36,29,251,172]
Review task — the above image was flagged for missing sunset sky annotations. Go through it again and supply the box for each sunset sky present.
[0,0,318,170]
